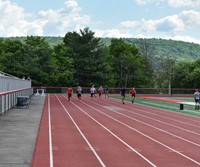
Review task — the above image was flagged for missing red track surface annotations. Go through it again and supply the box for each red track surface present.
[31,94,200,167]
[141,96,183,103]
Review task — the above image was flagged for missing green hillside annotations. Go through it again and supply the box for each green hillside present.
[6,36,200,61]
[101,38,200,61]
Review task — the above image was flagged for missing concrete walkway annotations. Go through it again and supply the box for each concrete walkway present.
[0,95,45,167]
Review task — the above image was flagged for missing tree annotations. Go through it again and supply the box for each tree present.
[51,44,75,86]
[153,55,176,93]
[173,61,194,88]
[136,38,156,87]
[0,39,26,78]
[24,36,54,85]
[109,38,145,87]
[63,27,108,86]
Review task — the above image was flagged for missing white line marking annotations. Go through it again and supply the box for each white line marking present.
[132,100,200,121]
[98,98,200,136]
[48,94,54,167]
[56,95,106,167]
[142,101,198,113]
[66,96,157,167]
[177,101,196,105]
[91,99,200,146]
[112,98,200,127]
[81,98,200,166]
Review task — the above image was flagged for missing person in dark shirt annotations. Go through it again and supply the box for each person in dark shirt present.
[120,87,126,104]
[104,85,109,98]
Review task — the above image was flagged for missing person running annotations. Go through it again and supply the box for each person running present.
[129,87,136,103]
[104,85,109,98]
[67,86,73,101]
[194,89,200,110]
[76,86,82,100]
[120,87,126,104]
[98,86,104,99]
[90,85,96,98]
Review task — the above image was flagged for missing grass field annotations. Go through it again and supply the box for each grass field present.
[112,96,200,117]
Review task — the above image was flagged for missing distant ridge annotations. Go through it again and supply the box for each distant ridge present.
[5,36,200,61]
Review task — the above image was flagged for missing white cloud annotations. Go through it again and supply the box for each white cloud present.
[119,20,141,29]
[64,0,81,13]
[0,0,42,36]
[0,0,200,44]
[135,0,200,7]
[168,0,200,7]
[0,0,91,37]
[135,0,148,5]
[37,6,91,36]
[166,35,200,44]
[117,9,200,44]
[135,0,165,6]
[94,29,132,38]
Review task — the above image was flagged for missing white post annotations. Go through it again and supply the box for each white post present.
[41,89,46,96]
[35,89,40,96]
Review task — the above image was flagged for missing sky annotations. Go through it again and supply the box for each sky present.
[0,0,200,44]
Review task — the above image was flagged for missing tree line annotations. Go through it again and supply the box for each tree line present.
[0,27,200,89]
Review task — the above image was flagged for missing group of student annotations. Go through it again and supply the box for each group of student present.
[67,85,109,101]
[67,85,137,104]
[67,86,200,108]
[120,87,136,104]
[90,85,109,98]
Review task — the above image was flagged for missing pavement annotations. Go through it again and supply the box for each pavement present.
[0,95,45,167]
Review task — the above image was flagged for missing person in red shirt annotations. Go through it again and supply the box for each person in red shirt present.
[129,87,136,103]
[67,86,73,101]
[98,86,103,99]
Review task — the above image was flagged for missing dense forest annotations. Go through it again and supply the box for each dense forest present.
[1,27,200,89]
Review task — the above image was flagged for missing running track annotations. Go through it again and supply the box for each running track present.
[31,94,200,167]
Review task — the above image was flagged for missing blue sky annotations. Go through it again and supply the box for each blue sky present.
[1,0,200,44]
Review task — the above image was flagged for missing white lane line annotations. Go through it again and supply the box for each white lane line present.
[48,94,54,167]
[90,99,200,146]
[91,98,200,137]
[80,98,200,166]
[143,101,199,113]
[66,97,157,167]
[55,95,106,167]
[106,98,200,135]
[99,99,200,138]
[110,98,200,128]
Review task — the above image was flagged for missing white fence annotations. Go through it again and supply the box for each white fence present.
[0,72,32,114]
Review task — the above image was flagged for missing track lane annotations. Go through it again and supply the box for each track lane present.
[54,95,106,167]
[92,96,200,135]
[69,94,199,165]
[32,94,200,167]
[122,98,200,126]
[32,95,104,167]
[31,95,52,167]
[57,94,155,167]
[87,96,200,145]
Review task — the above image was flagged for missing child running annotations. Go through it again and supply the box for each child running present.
[194,89,200,110]
[76,86,82,100]
[90,85,96,98]
[98,86,104,99]
[67,86,73,101]
[129,87,136,103]
[120,87,126,104]
[104,85,109,98]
